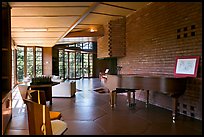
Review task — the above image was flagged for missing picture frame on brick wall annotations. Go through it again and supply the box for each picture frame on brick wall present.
[174,56,200,78]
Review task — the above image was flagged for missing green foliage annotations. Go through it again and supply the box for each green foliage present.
[31,76,52,85]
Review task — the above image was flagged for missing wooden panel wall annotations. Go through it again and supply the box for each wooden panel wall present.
[43,47,52,76]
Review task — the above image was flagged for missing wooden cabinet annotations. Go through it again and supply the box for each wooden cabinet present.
[2,3,11,92]
[2,91,12,135]
[97,17,126,58]
[2,2,12,135]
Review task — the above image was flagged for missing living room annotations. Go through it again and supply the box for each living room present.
[2,2,202,135]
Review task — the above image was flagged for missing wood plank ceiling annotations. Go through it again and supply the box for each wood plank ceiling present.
[9,2,151,47]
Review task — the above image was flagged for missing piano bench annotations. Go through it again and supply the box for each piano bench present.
[110,88,137,108]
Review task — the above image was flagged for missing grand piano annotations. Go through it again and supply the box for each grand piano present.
[103,74,187,122]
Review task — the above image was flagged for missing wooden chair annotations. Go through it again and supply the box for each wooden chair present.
[29,90,62,120]
[23,99,67,135]
[18,85,62,120]
[18,84,30,100]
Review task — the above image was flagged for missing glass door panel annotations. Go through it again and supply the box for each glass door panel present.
[76,52,82,78]
[83,53,89,77]
[59,50,64,78]
[62,49,94,79]
[35,47,43,77]
[64,51,69,79]
[27,47,34,77]
[89,54,93,77]
[69,52,75,79]
[17,47,24,82]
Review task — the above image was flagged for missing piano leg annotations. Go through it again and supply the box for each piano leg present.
[127,91,131,106]
[172,97,178,123]
[110,90,116,108]
[133,91,136,105]
[130,90,136,108]
[146,90,149,108]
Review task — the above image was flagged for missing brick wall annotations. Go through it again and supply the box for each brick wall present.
[97,23,110,58]
[43,47,52,76]
[109,18,126,57]
[118,2,202,120]
[97,18,126,58]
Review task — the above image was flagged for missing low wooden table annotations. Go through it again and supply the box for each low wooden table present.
[23,82,59,105]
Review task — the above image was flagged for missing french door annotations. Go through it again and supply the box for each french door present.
[68,52,93,79]
[60,50,93,80]
[82,53,93,78]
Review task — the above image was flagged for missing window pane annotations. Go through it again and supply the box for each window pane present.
[76,52,82,78]
[59,50,64,78]
[64,52,69,79]
[83,42,89,49]
[89,54,93,77]
[76,43,81,48]
[36,47,42,76]
[69,52,75,78]
[83,53,89,77]
[89,42,93,49]
[17,47,24,82]
[27,47,33,77]
[69,44,75,48]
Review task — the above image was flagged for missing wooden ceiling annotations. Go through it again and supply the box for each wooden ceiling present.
[9,2,151,47]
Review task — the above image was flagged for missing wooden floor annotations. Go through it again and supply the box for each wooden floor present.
[5,78,202,135]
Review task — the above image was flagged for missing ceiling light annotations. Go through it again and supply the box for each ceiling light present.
[24,28,48,32]
[90,28,97,33]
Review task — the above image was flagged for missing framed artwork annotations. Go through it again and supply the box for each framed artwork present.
[174,56,200,77]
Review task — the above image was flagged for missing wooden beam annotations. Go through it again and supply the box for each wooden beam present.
[100,2,137,11]
[11,15,81,17]
[10,6,90,8]
[65,29,104,37]
[91,11,125,17]
[55,2,100,45]
[65,24,104,37]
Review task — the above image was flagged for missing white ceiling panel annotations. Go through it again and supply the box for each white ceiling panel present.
[9,2,149,47]
[80,13,120,25]
[11,27,68,32]
[47,27,68,32]
[11,7,87,16]
[13,37,58,41]
[14,38,58,46]
[11,31,64,38]
[9,2,93,7]
[11,17,79,27]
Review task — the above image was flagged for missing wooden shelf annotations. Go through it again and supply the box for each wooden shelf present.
[2,4,12,135]
[2,48,8,51]
[2,76,9,79]
[2,91,12,135]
